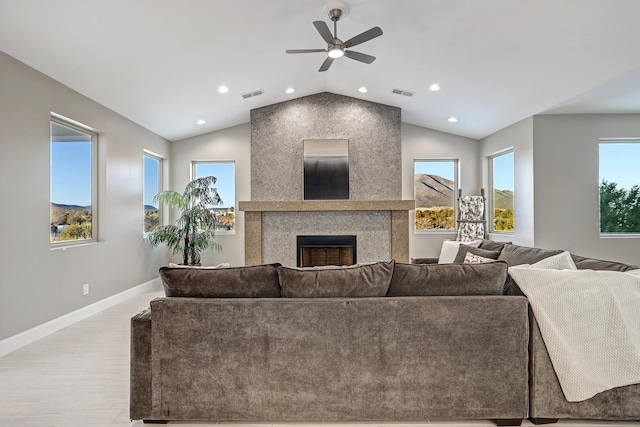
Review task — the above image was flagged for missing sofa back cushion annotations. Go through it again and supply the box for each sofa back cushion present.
[159,264,282,298]
[387,261,508,296]
[571,254,638,272]
[498,244,563,266]
[278,260,395,298]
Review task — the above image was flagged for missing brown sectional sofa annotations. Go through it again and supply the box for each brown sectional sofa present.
[131,260,530,424]
[130,242,640,424]
[475,241,640,424]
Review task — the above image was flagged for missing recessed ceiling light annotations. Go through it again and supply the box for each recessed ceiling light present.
[358,87,368,93]
[196,119,206,125]
[448,117,458,123]
[286,88,295,94]
[429,83,441,91]
[218,86,229,93]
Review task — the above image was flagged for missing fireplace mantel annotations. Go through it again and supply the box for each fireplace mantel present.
[239,200,415,212]
[239,200,415,265]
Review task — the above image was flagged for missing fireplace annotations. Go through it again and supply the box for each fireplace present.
[297,235,357,267]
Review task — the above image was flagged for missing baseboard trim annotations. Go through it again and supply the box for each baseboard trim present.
[0,278,162,358]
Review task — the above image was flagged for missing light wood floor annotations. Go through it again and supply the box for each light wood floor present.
[0,290,638,427]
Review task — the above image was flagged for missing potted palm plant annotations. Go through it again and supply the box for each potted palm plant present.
[147,176,222,265]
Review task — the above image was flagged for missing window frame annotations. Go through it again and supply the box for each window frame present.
[598,138,640,237]
[143,151,163,235]
[488,149,515,234]
[191,160,236,235]
[50,114,99,247]
[413,158,459,234]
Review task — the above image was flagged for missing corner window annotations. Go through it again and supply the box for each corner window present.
[50,116,97,245]
[489,151,515,233]
[143,153,162,234]
[599,140,640,234]
[192,161,235,233]
[414,159,458,231]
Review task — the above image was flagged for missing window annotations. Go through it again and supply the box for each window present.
[414,159,457,231]
[192,161,235,233]
[489,151,515,233]
[50,116,97,244]
[599,140,640,234]
[143,153,162,233]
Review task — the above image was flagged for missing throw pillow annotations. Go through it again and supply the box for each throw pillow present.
[167,262,232,269]
[159,263,282,298]
[438,239,482,264]
[530,251,577,270]
[453,244,501,263]
[278,260,395,298]
[387,261,508,296]
[504,251,576,296]
[477,239,511,252]
[463,252,495,264]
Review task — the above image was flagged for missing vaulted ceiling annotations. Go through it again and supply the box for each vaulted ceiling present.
[2,0,640,141]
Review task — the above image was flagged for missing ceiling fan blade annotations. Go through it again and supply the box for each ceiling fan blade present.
[313,21,334,44]
[343,27,383,48]
[318,56,334,72]
[286,49,327,54]
[344,50,376,64]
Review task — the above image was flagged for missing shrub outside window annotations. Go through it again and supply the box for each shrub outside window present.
[192,161,235,233]
[50,117,97,245]
[489,151,514,233]
[414,159,457,231]
[599,140,640,234]
[144,153,162,234]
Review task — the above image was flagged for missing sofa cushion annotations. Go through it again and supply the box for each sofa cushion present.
[278,260,395,298]
[159,263,282,298]
[453,244,501,263]
[571,254,638,272]
[504,251,577,295]
[498,244,563,266]
[478,239,511,252]
[387,261,508,296]
[438,239,482,264]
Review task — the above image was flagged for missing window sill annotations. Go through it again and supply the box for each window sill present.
[600,233,640,239]
[50,241,99,251]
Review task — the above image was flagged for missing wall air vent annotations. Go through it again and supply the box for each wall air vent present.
[242,89,264,99]
[392,88,414,97]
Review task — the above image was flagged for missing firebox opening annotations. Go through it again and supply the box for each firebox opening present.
[297,235,357,267]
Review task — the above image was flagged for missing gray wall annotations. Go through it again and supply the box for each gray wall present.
[401,123,481,257]
[170,124,250,267]
[532,114,640,265]
[0,51,170,341]
[480,117,535,247]
[250,92,401,201]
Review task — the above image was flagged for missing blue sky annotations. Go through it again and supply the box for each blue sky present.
[492,151,514,192]
[193,162,235,208]
[600,143,640,190]
[143,155,160,207]
[51,141,92,206]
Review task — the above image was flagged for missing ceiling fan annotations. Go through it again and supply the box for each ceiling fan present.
[286,7,383,72]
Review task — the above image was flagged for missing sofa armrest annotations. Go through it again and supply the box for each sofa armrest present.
[130,308,152,421]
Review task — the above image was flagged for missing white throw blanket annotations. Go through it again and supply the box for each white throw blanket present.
[508,267,640,402]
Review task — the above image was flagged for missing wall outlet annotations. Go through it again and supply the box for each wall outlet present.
[83,283,89,295]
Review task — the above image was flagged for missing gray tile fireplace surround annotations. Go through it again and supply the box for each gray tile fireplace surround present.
[239,200,414,266]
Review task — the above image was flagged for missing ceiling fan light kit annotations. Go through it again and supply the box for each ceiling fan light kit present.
[286,2,383,72]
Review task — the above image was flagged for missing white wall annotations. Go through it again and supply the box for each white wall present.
[480,117,535,246]
[402,123,481,258]
[0,51,170,341]
[170,123,251,267]
[532,114,640,265]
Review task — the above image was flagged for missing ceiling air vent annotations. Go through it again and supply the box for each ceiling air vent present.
[241,89,264,99]
[392,88,414,97]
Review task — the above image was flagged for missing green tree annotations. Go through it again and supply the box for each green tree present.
[59,223,92,240]
[147,176,222,265]
[600,180,640,233]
